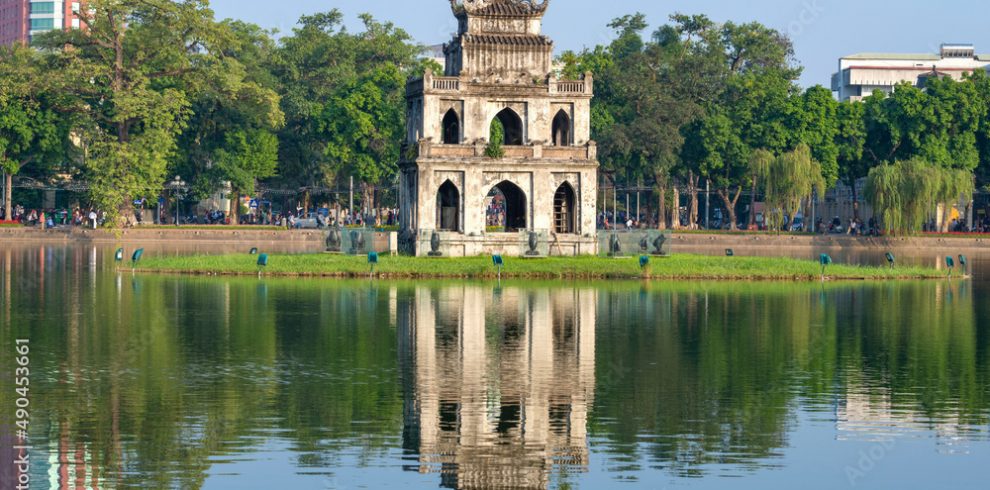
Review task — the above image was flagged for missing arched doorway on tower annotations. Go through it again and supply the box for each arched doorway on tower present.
[436,180,460,232]
[485,181,527,232]
[552,110,571,146]
[553,182,576,234]
[442,109,460,144]
[493,108,524,146]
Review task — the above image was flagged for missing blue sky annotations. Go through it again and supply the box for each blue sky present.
[210,0,990,88]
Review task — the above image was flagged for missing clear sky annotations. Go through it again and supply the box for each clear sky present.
[210,0,990,88]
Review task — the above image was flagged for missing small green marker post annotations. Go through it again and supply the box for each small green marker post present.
[819,254,832,281]
[257,253,269,277]
[131,248,144,273]
[368,252,379,278]
[492,255,504,281]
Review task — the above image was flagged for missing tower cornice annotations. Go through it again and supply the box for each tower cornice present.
[450,0,550,18]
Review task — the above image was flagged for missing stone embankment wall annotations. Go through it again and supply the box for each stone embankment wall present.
[4,228,989,256]
[670,233,990,254]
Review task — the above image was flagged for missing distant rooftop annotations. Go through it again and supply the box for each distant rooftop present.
[843,53,940,61]
[842,44,990,62]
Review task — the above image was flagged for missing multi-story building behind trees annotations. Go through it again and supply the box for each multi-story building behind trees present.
[831,43,990,101]
[0,0,82,45]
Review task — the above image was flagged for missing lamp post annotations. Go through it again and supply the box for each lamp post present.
[1,170,7,220]
[705,179,710,230]
[167,176,186,226]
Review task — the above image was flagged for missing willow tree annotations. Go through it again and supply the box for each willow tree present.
[747,149,774,228]
[763,144,824,231]
[864,159,973,234]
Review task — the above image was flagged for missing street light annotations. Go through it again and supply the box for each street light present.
[166,176,187,226]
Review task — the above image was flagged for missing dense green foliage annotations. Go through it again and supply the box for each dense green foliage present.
[0,46,69,219]
[561,14,990,232]
[5,4,990,233]
[865,159,975,234]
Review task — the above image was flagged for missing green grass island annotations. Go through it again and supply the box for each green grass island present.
[130,253,952,281]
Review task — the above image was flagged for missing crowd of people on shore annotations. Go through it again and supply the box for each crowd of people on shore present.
[211,206,400,229]
[1,204,105,229]
[0,201,402,230]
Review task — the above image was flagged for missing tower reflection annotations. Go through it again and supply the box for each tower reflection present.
[400,285,596,489]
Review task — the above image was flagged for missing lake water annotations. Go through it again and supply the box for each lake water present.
[1,244,989,489]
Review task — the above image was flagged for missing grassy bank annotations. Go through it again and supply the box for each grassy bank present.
[132,253,946,281]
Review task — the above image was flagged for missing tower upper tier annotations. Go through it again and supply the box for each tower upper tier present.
[444,0,554,82]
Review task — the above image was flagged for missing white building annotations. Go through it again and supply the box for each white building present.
[831,44,990,101]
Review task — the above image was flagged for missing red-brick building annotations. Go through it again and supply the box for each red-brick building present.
[0,0,82,46]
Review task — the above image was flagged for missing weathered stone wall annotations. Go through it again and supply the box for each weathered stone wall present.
[414,70,593,146]
[408,158,597,236]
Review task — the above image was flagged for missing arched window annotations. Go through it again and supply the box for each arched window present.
[485,181,527,232]
[494,108,524,146]
[553,182,576,234]
[436,180,460,232]
[552,110,571,146]
[442,109,460,144]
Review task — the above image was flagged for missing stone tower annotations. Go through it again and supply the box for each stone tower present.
[399,0,599,256]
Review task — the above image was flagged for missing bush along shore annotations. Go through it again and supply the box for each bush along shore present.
[128,253,950,281]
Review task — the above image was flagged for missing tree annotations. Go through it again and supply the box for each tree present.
[861,78,983,231]
[864,159,972,235]
[321,63,407,210]
[176,19,284,223]
[0,46,66,220]
[680,111,748,229]
[747,149,774,228]
[573,13,723,229]
[213,129,280,219]
[677,17,800,230]
[763,145,825,231]
[792,86,839,188]
[835,101,867,219]
[35,0,230,224]
[272,11,422,212]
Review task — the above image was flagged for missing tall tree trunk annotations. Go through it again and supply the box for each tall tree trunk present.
[366,184,377,215]
[230,189,240,225]
[671,187,681,229]
[656,186,666,230]
[717,188,742,231]
[851,179,860,221]
[3,172,11,221]
[687,172,699,230]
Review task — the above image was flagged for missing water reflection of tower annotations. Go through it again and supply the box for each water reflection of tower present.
[399,285,596,489]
